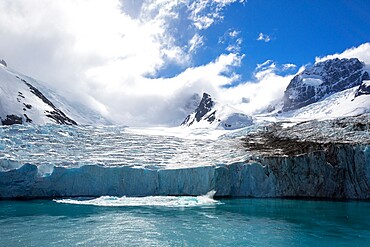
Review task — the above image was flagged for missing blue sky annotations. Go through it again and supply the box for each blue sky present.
[162,0,370,81]
[0,0,369,126]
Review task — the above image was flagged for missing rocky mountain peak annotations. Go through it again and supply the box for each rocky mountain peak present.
[181,93,215,126]
[194,93,214,122]
[0,59,7,67]
[283,57,369,111]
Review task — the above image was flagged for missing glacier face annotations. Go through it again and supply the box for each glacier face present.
[1,117,370,200]
[1,144,369,199]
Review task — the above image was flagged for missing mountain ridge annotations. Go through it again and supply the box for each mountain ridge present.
[181,57,370,129]
[283,58,369,112]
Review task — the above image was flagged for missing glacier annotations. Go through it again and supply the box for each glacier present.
[1,116,370,200]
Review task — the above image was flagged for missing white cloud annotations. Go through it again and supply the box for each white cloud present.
[188,34,204,53]
[90,53,244,126]
[221,29,243,53]
[315,42,370,70]
[226,38,242,53]
[257,32,271,42]
[219,62,293,114]
[282,63,297,71]
[229,30,240,38]
[256,60,274,70]
[187,0,247,30]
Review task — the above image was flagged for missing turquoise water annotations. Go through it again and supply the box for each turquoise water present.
[0,198,369,247]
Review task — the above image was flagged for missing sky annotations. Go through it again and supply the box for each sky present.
[0,0,369,126]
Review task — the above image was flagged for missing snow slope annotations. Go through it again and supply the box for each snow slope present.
[0,63,109,125]
[281,86,370,120]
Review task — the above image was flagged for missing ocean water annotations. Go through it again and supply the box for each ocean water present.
[0,197,369,247]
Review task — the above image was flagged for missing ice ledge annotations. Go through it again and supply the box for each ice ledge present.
[1,143,369,200]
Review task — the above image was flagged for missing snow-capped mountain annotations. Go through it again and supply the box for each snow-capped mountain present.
[0,60,108,126]
[282,58,369,112]
[181,93,253,130]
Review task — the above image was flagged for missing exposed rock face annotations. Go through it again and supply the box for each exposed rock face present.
[283,58,370,111]
[260,144,369,199]
[355,80,370,98]
[1,114,22,125]
[0,64,110,125]
[0,59,7,67]
[181,93,214,126]
[19,77,77,125]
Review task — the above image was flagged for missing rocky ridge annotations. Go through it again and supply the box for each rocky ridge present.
[283,58,369,111]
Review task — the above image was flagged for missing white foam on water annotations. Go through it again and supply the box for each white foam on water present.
[54,190,220,208]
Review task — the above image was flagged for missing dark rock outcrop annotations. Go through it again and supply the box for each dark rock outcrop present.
[283,58,370,111]
[0,59,7,67]
[181,93,215,126]
[355,80,370,98]
[1,114,22,125]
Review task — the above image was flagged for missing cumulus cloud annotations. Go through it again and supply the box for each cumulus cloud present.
[188,34,204,53]
[282,63,297,71]
[187,0,247,30]
[226,30,243,53]
[219,61,294,114]
[218,29,243,53]
[257,32,271,42]
[315,42,370,70]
